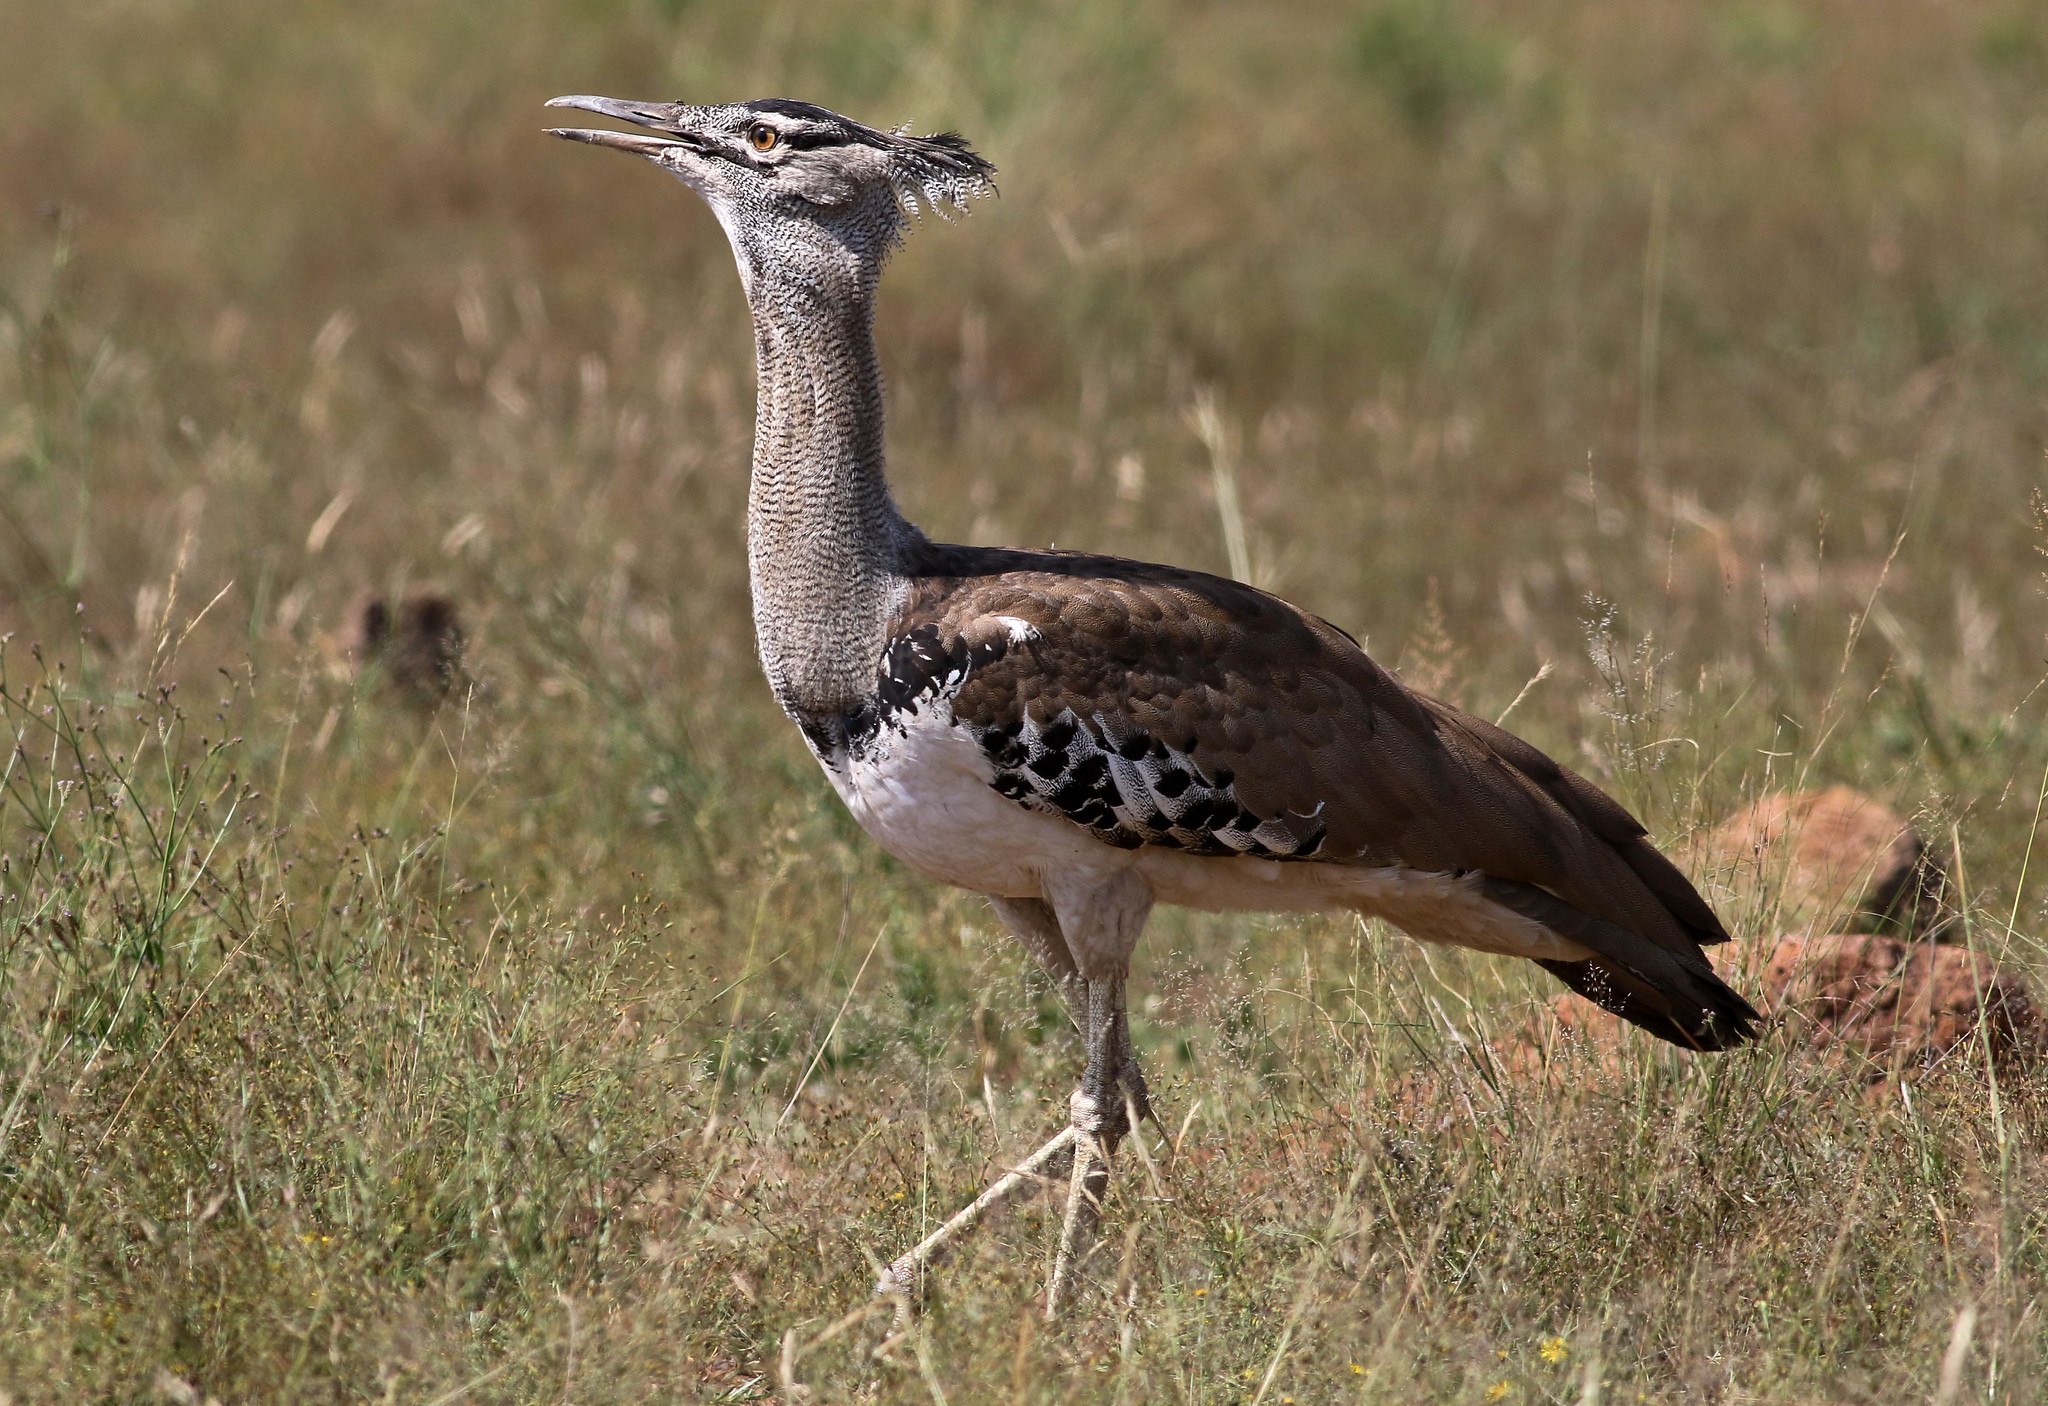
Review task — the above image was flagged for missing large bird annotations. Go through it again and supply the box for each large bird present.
[545,95,1758,1317]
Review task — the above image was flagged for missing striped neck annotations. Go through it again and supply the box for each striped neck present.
[739,229,921,725]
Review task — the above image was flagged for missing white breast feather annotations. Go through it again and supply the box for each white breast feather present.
[821,699,1115,898]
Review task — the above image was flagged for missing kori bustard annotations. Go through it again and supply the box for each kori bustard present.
[546,95,1760,1316]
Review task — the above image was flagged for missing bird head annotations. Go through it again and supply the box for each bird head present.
[545,96,995,287]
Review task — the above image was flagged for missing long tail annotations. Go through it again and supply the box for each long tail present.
[1481,877,1761,1051]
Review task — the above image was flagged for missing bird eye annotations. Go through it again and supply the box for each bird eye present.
[748,124,780,153]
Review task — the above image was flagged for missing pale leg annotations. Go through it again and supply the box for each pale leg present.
[1046,975,1151,1318]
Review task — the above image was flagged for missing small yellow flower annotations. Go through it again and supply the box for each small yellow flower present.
[1496,1348,1509,1360]
[1194,1287,1208,1298]
[892,1190,906,1201]
[1486,1383,1512,1403]
[1349,1362,1365,1375]
[1539,1336,1567,1365]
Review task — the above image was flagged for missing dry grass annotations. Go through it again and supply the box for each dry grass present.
[3,0,2048,1399]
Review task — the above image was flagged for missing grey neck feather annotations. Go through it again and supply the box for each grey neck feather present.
[732,217,922,725]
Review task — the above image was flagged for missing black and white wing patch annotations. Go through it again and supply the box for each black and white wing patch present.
[976,708,1326,859]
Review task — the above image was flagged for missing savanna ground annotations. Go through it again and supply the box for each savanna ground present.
[4,0,2048,1400]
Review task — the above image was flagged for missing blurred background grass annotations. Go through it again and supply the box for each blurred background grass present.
[3,0,2047,1400]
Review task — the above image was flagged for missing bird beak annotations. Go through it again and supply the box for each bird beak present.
[544,95,700,157]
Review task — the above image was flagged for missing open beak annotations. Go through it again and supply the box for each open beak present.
[544,95,699,157]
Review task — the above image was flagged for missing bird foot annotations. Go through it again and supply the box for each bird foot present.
[875,1125,1077,1320]
[877,986,1159,1323]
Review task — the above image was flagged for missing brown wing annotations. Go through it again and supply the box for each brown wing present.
[884,544,1754,1048]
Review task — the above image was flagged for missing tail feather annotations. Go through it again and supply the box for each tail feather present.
[1536,956,1757,1052]
[1481,876,1760,1051]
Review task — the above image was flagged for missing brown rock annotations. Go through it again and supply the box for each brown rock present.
[347,589,468,699]
[1762,931,2039,1079]
[1699,786,1950,938]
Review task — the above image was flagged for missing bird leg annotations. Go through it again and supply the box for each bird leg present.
[1047,974,1149,1318]
[875,910,1090,1313]
[876,975,1154,1321]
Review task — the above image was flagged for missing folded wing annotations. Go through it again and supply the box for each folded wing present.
[888,544,1757,1049]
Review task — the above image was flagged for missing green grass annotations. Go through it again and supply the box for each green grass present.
[4,0,2048,1399]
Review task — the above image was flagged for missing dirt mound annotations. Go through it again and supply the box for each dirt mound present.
[1763,931,2039,1080]
[1697,785,1950,938]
